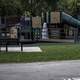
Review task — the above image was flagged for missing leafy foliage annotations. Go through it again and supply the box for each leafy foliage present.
[58,0,77,15]
[0,0,23,16]
[0,0,78,16]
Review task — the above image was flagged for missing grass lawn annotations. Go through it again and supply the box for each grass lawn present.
[0,43,80,63]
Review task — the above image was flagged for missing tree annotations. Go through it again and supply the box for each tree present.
[0,0,24,16]
[20,0,48,16]
[58,0,77,15]
[45,0,59,11]
[20,0,59,16]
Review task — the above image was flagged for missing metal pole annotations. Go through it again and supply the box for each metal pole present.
[5,30,8,52]
[30,0,34,41]
[74,28,79,43]
[21,43,23,52]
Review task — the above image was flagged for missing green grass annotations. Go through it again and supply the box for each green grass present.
[0,43,80,63]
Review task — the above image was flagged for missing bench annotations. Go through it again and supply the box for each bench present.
[0,39,24,52]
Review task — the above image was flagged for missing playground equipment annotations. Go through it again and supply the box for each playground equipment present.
[19,12,80,42]
[32,16,42,40]
[48,11,80,28]
[61,12,80,43]
[0,11,80,45]
[61,12,80,28]
[46,11,80,42]
[42,22,48,40]
[20,16,32,40]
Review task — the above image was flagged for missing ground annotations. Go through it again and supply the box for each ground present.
[0,60,80,80]
[0,43,80,63]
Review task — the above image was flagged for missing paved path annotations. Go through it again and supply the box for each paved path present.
[0,60,80,80]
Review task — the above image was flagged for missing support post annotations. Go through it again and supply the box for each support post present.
[6,39,8,52]
[0,44,1,52]
[74,28,79,43]
[21,43,23,52]
[0,17,1,25]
